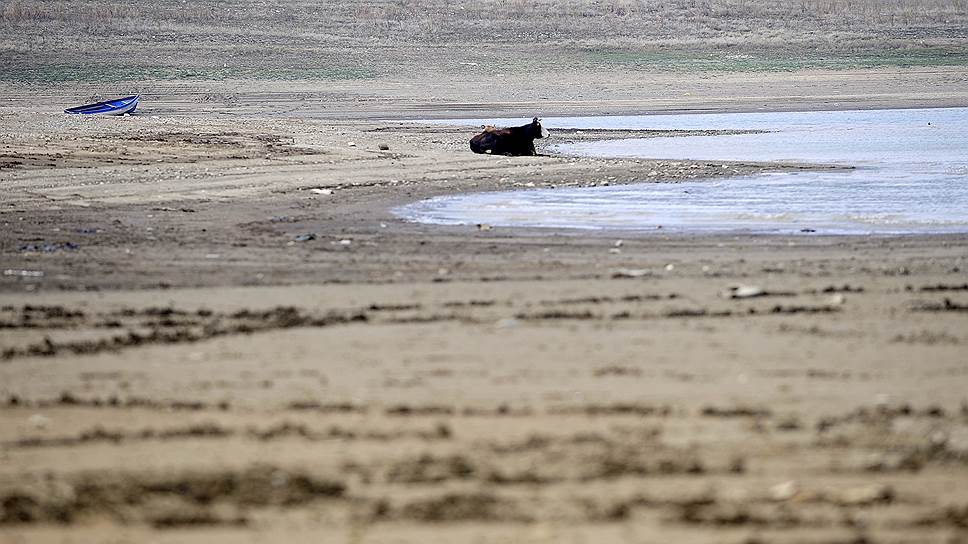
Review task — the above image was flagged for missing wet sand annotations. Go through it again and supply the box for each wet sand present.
[2,70,968,543]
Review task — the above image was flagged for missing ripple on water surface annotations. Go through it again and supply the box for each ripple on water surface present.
[398,108,968,234]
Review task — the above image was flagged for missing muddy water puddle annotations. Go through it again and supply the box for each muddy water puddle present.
[399,108,968,234]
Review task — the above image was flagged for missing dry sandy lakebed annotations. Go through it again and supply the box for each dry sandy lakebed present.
[1,69,968,543]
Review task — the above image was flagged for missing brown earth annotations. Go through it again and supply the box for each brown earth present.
[1,67,968,543]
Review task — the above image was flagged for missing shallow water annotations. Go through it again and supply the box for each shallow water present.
[399,108,968,234]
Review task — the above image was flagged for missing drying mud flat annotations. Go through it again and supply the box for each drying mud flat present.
[2,73,968,544]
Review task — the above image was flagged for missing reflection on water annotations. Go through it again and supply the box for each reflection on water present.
[398,108,968,234]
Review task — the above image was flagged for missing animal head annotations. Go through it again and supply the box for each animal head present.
[480,124,496,133]
[532,117,549,139]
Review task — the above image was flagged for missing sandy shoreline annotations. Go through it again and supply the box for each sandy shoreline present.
[4,66,968,120]
[2,68,968,542]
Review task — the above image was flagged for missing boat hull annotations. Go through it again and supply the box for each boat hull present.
[65,95,140,115]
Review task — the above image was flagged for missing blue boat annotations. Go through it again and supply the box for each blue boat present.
[64,95,140,115]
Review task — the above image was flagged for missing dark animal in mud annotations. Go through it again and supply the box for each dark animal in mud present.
[470,117,549,156]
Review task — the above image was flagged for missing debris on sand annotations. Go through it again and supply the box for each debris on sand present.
[701,405,771,418]
[813,284,864,294]
[495,318,520,328]
[769,480,799,501]
[721,284,765,299]
[3,269,44,278]
[378,143,390,151]
[477,223,492,231]
[293,233,316,242]
[611,268,651,279]
[151,207,196,213]
[310,188,333,195]
[827,294,847,305]
[722,284,801,299]
[28,414,51,430]
[19,242,79,253]
[915,283,968,292]
[911,298,968,313]
[835,484,894,506]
